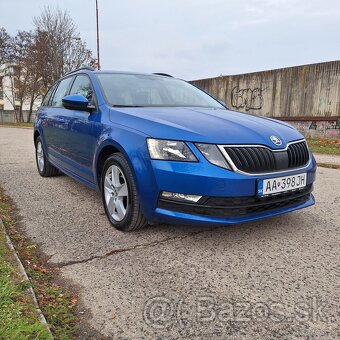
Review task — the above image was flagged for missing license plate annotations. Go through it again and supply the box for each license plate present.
[258,173,307,196]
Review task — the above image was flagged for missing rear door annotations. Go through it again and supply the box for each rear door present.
[43,76,74,169]
[38,81,58,146]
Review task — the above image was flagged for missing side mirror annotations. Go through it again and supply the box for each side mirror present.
[62,95,95,112]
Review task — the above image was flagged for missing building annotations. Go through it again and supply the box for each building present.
[0,64,41,112]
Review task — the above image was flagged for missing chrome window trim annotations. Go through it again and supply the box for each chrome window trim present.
[217,139,311,176]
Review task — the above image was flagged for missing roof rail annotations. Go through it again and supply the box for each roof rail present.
[63,66,96,77]
[153,72,173,77]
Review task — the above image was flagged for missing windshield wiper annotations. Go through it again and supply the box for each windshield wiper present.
[113,105,144,107]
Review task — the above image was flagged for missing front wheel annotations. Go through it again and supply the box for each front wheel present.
[101,153,148,231]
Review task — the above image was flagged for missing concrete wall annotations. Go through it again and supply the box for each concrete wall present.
[192,60,340,117]
[192,61,340,138]
[284,117,340,139]
[0,110,35,123]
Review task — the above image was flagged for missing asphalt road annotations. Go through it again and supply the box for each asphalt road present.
[0,127,339,339]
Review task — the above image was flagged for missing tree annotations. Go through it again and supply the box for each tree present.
[3,30,46,122]
[0,27,11,65]
[22,32,46,122]
[1,7,96,122]
[2,31,36,122]
[33,7,97,85]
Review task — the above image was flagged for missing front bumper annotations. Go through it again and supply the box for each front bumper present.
[155,195,315,225]
[158,184,313,218]
[139,152,317,225]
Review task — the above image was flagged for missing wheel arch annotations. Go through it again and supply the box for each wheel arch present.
[95,143,121,189]
[33,129,40,145]
[94,134,158,220]
[94,138,138,191]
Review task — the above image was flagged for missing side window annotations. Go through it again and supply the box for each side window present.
[69,75,95,105]
[70,75,95,105]
[41,83,57,107]
[50,77,73,107]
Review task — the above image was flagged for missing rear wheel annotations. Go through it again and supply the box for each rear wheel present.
[35,136,59,177]
[101,153,148,231]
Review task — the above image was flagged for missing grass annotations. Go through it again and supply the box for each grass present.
[0,122,33,127]
[0,191,78,339]
[307,138,340,155]
[0,223,51,338]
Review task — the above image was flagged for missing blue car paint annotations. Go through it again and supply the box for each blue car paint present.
[108,106,301,148]
[34,70,316,225]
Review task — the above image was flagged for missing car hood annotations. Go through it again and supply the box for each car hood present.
[110,107,303,149]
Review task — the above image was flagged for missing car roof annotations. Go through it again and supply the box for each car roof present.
[64,67,174,78]
[95,70,174,78]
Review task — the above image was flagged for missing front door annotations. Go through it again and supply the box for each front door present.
[62,74,102,185]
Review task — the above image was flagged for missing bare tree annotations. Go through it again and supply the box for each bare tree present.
[23,33,46,121]
[0,27,11,117]
[2,65,20,122]
[0,27,11,65]
[2,31,35,122]
[2,31,44,122]
[1,8,96,122]
[33,7,97,84]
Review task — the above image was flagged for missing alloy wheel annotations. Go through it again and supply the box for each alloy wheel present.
[104,165,129,221]
[36,141,45,172]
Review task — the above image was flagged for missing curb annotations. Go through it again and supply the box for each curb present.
[317,162,340,170]
[0,218,54,339]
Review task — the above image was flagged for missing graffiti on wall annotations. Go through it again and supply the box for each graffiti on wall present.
[231,87,264,111]
[309,120,340,131]
[325,120,340,130]
[291,120,340,138]
[309,121,317,130]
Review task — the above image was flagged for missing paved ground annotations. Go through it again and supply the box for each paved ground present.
[0,126,339,339]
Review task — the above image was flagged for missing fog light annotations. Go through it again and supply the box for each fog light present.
[160,191,202,203]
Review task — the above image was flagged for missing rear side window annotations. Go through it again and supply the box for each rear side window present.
[50,77,73,107]
[41,83,57,107]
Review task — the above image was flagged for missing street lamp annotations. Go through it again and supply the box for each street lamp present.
[96,0,101,70]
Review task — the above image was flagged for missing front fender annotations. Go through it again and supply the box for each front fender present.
[93,126,159,218]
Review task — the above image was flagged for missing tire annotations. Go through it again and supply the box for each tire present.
[35,136,59,177]
[101,153,148,231]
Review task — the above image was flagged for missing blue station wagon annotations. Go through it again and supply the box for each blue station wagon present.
[34,67,316,231]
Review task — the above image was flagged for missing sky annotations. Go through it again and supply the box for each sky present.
[1,0,340,80]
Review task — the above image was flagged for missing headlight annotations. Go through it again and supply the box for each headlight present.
[147,138,197,161]
[195,143,231,170]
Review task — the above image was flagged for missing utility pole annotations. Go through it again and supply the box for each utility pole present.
[96,0,101,70]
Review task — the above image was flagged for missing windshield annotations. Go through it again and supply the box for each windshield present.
[96,73,224,108]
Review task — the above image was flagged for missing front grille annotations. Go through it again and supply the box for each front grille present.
[158,185,313,218]
[287,141,310,168]
[222,141,310,174]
